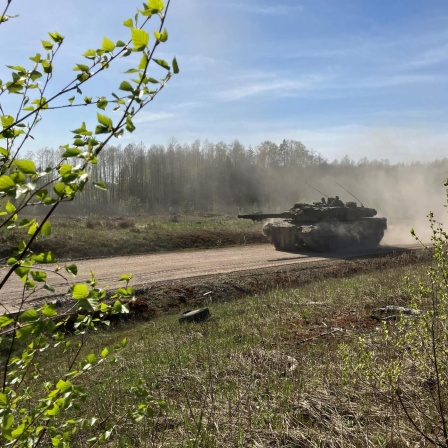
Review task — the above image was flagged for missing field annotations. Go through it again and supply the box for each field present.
[5,252,442,447]
[2,211,446,447]
[0,214,264,260]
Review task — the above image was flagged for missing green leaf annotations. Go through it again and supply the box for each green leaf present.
[42,303,58,317]
[65,264,78,277]
[28,221,38,235]
[60,163,73,178]
[126,116,135,133]
[97,113,113,130]
[71,121,92,135]
[41,40,54,50]
[119,274,133,281]
[31,271,47,282]
[0,315,14,329]
[102,36,116,52]
[94,182,107,190]
[32,251,56,263]
[148,0,165,13]
[48,31,64,43]
[123,18,133,27]
[1,114,14,128]
[40,220,51,236]
[3,412,14,430]
[95,125,109,135]
[87,353,97,363]
[138,53,149,70]
[10,170,25,185]
[172,57,179,74]
[83,49,96,59]
[30,53,42,63]
[0,392,7,406]
[72,284,89,299]
[113,300,123,313]
[5,201,16,213]
[154,28,168,42]
[7,65,26,72]
[41,60,52,74]
[56,379,72,393]
[16,324,34,340]
[53,182,66,197]
[154,59,170,70]
[74,63,90,72]
[12,159,36,175]
[11,423,26,438]
[45,404,60,416]
[77,297,98,311]
[29,70,42,81]
[97,97,108,110]
[101,348,109,358]
[119,80,133,92]
[19,309,39,323]
[131,28,149,50]
[14,266,30,279]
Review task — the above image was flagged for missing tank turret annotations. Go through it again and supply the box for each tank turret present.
[238,198,387,252]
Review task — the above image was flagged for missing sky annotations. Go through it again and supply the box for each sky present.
[1,0,448,163]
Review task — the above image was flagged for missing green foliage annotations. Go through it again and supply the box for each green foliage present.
[341,182,448,446]
[0,0,177,445]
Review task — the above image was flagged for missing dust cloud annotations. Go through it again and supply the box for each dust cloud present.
[273,162,447,247]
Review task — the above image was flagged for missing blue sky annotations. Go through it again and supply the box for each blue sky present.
[1,0,448,162]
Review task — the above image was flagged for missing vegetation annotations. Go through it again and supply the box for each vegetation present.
[341,184,448,447]
[1,0,447,445]
[0,1,178,445]
[6,256,433,446]
[1,191,442,446]
[27,140,448,218]
[0,214,263,260]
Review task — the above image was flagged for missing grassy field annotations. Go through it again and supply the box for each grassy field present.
[28,258,439,447]
[0,214,264,260]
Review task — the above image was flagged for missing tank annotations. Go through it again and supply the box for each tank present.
[238,197,387,252]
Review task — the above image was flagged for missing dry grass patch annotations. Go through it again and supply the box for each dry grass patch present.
[25,260,439,446]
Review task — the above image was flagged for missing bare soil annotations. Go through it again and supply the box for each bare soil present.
[1,243,428,317]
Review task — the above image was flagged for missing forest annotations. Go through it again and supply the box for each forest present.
[30,138,448,238]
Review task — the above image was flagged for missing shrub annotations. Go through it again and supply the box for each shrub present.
[0,1,178,445]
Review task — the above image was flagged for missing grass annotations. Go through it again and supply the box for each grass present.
[30,259,436,447]
[0,214,264,260]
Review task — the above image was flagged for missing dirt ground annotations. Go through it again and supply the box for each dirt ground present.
[129,247,428,319]
[1,243,427,317]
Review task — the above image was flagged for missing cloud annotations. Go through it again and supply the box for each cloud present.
[403,43,448,69]
[214,74,324,101]
[133,111,176,124]
[354,73,445,89]
[225,2,304,15]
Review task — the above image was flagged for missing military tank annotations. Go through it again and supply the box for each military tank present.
[238,197,387,252]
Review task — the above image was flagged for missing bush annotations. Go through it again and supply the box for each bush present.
[0,1,178,445]
[341,181,448,446]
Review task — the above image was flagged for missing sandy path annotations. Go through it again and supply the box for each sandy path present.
[0,244,415,313]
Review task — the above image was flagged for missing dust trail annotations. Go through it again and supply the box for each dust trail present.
[268,161,447,246]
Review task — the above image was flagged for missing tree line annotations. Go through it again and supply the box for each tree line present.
[30,139,448,218]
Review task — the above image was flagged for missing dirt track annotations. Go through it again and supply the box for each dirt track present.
[0,243,424,315]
